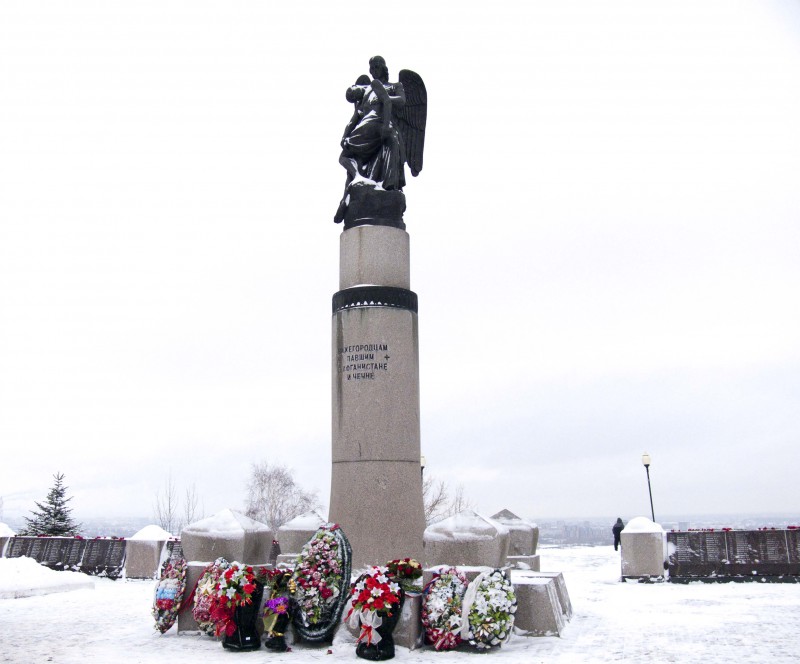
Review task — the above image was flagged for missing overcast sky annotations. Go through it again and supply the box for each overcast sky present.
[1,1,798,527]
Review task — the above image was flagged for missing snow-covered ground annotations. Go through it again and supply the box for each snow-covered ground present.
[1,546,798,663]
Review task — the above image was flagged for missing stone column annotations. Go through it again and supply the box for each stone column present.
[329,225,426,569]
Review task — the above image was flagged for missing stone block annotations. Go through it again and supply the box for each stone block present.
[181,509,272,565]
[620,517,667,579]
[528,571,573,619]
[177,562,208,633]
[507,555,540,571]
[339,225,410,290]
[424,511,510,568]
[276,511,327,555]
[124,540,164,579]
[393,592,424,650]
[491,509,539,555]
[511,573,566,637]
[0,537,11,558]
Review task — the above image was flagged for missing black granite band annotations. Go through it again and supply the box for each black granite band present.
[332,286,418,314]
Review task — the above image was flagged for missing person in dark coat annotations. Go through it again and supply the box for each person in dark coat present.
[612,517,625,551]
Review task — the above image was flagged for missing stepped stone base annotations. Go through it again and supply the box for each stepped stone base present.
[511,570,572,637]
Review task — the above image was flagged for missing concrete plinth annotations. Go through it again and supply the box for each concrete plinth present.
[394,592,424,650]
[330,226,425,569]
[620,516,667,580]
[424,511,510,568]
[491,509,539,556]
[530,571,573,619]
[511,575,565,636]
[177,562,207,633]
[276,511,327,555]
[125,540,165,579]
[181,509,272,566]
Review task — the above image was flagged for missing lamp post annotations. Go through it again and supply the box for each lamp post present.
[420,454,426,479]
[641,452,655,522]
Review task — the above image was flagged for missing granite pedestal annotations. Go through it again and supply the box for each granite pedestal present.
[330,225,425,569]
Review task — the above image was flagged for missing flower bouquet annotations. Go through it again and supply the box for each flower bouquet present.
[259,568,293,652]
[290,523,352,643]
[152,558,187,634]
[217,562,263,650]
[461,569,517,649]
[421,567,469,650]
[386,558,423,594]
[345,566,404,660]
[192,558,230,636]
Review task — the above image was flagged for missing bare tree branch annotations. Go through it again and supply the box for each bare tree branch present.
[423,475,476,525]
[153,474,179,535]
[244,462,320,531]
[183,483,201,529]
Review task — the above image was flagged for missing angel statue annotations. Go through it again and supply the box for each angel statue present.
[333,56,427,228]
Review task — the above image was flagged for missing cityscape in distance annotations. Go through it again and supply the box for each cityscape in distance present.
[3,512,798,545]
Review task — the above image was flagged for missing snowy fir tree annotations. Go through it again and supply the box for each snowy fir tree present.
[21,472,81,536]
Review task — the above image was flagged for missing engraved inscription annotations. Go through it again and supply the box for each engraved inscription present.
[337,343,389,381]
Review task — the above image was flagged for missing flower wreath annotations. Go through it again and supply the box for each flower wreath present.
[421,567,469,650]
[152,558,187,634]
[460,569,517,649]
[345,566,403,646]
[290,523,352,642]
[192,557,230,636]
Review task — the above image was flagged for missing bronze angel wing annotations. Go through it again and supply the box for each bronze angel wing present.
[396,69,427,177]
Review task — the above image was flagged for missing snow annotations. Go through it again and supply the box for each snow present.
[182,509,270,536]
[622,516,665,533]
[425,510,510,542]
[0,556,94,600]
[130,525,173,541]
[1,545,799,662]
[278,511,327,531]
[0,523,15,537]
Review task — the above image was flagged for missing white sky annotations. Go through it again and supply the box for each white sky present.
[1,0,799,523]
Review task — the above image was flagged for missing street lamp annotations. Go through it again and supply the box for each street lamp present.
[641,452,655,522]
[420,454,426,479]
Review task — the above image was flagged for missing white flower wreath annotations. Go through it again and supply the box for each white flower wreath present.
[460,569,517,649]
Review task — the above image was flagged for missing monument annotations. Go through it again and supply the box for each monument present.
[329,56,427,568]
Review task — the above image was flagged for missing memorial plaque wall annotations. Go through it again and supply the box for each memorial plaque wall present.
[667,531,728,578]
[3,536,132,579]
[6,537,34,559]
[5,537,48,562]
[668,530,800,581]
[41,538,87,570]
[787,530,800,563]
[80,539,127,579]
